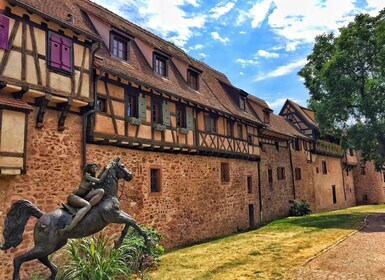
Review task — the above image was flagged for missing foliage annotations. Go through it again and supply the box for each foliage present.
[288,199,312,216]
[57,226,164,280]
[298,9,385,170]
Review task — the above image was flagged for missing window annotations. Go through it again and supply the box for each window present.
[152,100,161,124]
[221,162,230,182]
[240,97,246,111]
[263,111,270,124]
[226,119,233,137]
[349,148,354,156]
[363,194,368,203]
[126,94,137,117]
[247,176,252,193]
[277,167,285,180]
[150,168,161,193]
[237,124,243,139]
[48,31,73,73]
[96,97,107,113]
[322,161,327,174]
[187,69,199,90]
[360,166,366,175]
[154,53,168,77]
[111,33,128,60]
[176,106,186,128]
[294,138,301,151]
[332,185,337,204]
[383,172,385,183]
[295,168,302,180]
[268,168,273,187]
[275,141,279,151]
[204,113,216,133]
[0,14,10,50]
[247,134,253,145]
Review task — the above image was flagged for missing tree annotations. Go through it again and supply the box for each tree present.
[299,9,385,170]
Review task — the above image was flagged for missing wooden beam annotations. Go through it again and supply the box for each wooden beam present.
[35,94,51,128]
[57,98,73,131]
[12,86,29,99]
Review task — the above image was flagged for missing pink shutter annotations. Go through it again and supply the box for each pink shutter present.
[61,37,72,71]
[49,33,61,69]
[0,15,10,50]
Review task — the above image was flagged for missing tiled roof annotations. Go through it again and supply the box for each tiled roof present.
[248,95,270,110]
[7,0,100,40]
[267,113,309,139]
[80,0,262,124]
[0,95,33,111]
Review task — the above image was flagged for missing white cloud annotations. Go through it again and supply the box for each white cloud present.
[91,0,206,47]
[255,58,307,81]
[239,31,247,35]
[199,53,209,58]
[236,58,259,68]
[257,50,279,58]
[240,71,244,75]
[267,97,304,111]
[189,44,204,50]
[249,0,274,28]
[240,0,379,50]
[211,32,230,43]
[210,2,236,19]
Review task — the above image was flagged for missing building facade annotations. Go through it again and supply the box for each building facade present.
[0,0,384,278]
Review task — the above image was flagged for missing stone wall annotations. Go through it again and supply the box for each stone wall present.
[343,168,357,207]
[259,143,294,222]
[312,154,345,212]
[0,107,83,279]
[86,144,260,248]
[353,153,385,205]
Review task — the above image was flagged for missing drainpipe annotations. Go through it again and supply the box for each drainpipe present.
[82,42,101,167]
[340,155,347,207]
[288,139,296,199]
[257,159,263,224]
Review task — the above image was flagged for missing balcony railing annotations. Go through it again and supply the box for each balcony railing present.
[313,140,344,158]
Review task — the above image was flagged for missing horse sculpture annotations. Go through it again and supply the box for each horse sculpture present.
[0,156,151,280]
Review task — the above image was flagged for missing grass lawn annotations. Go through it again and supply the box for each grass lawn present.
[149,204,385,280]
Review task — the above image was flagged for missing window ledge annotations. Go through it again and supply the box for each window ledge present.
[178,128,189,134]
[128,117,141,126]
[153,124,167,131]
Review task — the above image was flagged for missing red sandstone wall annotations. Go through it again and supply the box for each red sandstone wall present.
[353,153,385,205]
[0,108,83,279]
[312,154,345,212]
[259,144,294,222]
[343,168,357,207]
[86,144,260,248]
[291,149,316,211]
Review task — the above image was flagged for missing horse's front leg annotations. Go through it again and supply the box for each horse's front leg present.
[112,211,151,249]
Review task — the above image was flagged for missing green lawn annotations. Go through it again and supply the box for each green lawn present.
[149,205,385,280]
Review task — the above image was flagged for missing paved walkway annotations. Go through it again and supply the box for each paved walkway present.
[293,213,385,279]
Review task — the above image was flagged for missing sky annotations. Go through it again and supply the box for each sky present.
[91,0,384,112]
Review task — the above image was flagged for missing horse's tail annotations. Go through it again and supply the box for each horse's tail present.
[0,199,44,250]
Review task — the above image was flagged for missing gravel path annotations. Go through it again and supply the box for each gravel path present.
[293,213,385,279]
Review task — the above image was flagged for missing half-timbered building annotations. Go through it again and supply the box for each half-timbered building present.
[0,0,384,278]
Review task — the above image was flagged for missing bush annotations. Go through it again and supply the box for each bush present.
[289,199,311,216]
[57,226,164,280]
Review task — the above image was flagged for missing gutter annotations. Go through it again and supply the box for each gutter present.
[257,160,263,224]
[288,139,296,199]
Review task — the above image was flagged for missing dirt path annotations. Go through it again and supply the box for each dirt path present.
[293,213,385,279]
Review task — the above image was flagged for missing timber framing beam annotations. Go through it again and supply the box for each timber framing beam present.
[57,97,73,131]
[35,94,51,128]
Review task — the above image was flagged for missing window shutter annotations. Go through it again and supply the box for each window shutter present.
[186,109,194,130]
[0,15,10,50]
[138,96,147,121]
[61,37,72,71]
[49,32,62,69]
[162,103,170,126]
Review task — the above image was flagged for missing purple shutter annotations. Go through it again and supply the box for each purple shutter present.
[61,37,72,71]
[0,15,10,50]
[49,32,61,69]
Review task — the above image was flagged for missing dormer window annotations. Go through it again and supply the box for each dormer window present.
[187,68,199,91]
[153,52,169,78]
[110,31,129,61]
[263,110,270,124]
[240,96,246,111]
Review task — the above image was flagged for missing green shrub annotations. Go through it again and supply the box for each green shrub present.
[57,226,164,280]
[289,199,312,216]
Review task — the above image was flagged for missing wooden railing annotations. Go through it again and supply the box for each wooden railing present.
[313,140,344,158]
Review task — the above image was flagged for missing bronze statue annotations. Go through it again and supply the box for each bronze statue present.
[0,157,151,280]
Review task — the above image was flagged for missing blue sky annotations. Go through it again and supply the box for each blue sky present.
[91,0,384,112]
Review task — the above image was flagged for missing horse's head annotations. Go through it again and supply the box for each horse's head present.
[111,156,133,182]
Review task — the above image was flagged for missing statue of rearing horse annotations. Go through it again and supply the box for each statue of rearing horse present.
[0,156,150,280]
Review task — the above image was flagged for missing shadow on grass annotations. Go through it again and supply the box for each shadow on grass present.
[196,258,249,279]
[278,212,370,230]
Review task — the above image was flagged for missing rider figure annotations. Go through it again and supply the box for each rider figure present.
[60,162,110,234]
